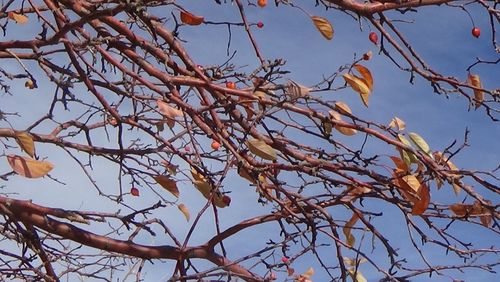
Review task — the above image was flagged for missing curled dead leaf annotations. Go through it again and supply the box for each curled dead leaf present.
[154,175,179,198]
[15,131,35,157]
[468,74,483,109]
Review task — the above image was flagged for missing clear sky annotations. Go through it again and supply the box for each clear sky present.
[1,1,498,282]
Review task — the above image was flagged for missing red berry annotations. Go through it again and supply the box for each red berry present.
[257,0,267,8]
[281,256,289,263]
[211,140,221,150]
[369,32,378,45]
[257,21,264,29]
[471,27,480,38]
[184,146,191,152]
[222,195,231,206]
[225,81,236,89]
[130,187,140,196]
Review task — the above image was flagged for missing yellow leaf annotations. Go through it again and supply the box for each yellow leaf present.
[348,268,367,282]
[311,16,333,40]
[8,12,28,24]
[246,138,277,161]
[153,175,179,198]
[7,155,53,178]
[343,257,367,267]
[15,131,35,157]
[468,74,483,109]
[180,11,204,26]
[343,213,359,247]
[408,132,432,158]
[353,64,373,90]
[191,167,206,182]
[388,117,406,131]
[343,73,370,107]
[329,110,357,136]
[402,174,420,193]
[411,182,430,215]
[177,203,190,221]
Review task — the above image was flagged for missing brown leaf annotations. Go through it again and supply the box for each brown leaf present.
[177,203,190,222]
[468,74,483,109]
[411,182,430,215]
[180,11,204,26]
[389,156,409,172]
[15,131,35,157]
[8,12,28,24]
[343,213,359,247]
[154,175,179,198]
[7,155,53,178]
[311,16,333,40]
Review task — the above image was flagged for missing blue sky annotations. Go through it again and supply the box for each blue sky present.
[1,1,498,281]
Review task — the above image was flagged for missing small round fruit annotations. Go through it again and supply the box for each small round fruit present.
[471,27,480,38]
[369,31,378,45]
[362,51,373,61]
[281,256,289,264]
[226,81,236,89]
[257,0,267,8]
[184,146,191,152]
[211,140,221,150]
[130,187,140,196]
[222,195,231,206]
[257,21,264,29]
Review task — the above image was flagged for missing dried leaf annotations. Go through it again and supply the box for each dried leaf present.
[343,213,359,247]
[7,155,53,178]
[468,74,483,109]
[343,257,367,267]
[286,80,311,99]
[246,138,277,161]
[334,101,352,115]
[302,267,315,278]
[389,156,409,172]
[8,12,28,24]
[449,203,482,217]
[180,11,204,26]
[329,110,357,136]
[15,131,35,157]
[353,64,373,90]
[408,132,432,158]
[402,175,420,193]
[388,117,406,131]
[154,175,179,198]
[311,16,333,40]
[177,203,190,221]
[411,182,430,215]
[157,99,182,119]
[322,121,332,136]
[193,180,212,199]
[343,73,370,107]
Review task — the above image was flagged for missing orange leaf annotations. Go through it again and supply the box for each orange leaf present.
[354,64,373,90]
[468,74,483,109]
[411,182,430,215]
[180,11,204,26]
[8,12,28,24]
[389,156,409,172]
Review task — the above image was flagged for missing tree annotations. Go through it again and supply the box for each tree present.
[0,0,498,281]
